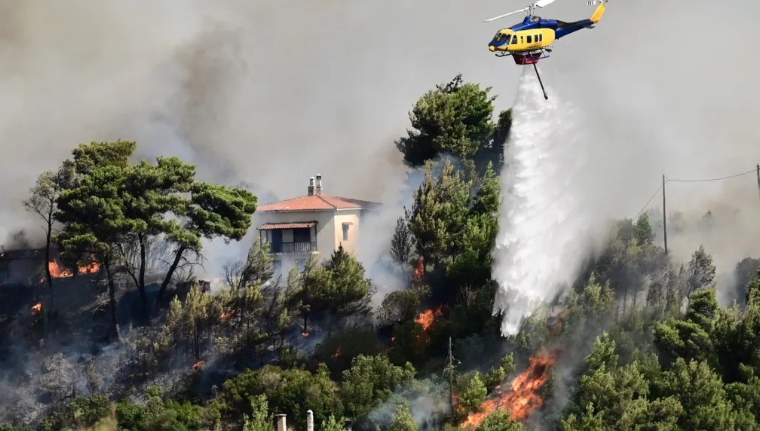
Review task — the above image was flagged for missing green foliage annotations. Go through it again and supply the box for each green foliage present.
[476,411,523,431]
[242,395,274,431]
[24,73,760,431]
[116,395,207,431]
[341,354,416,420]
[484,353,515,391]
[410,159,472,267]
[455,371,487,413]
[321,414,348,431]
[390,207,416,269]
[661,358,736,430]
[685,245,717,297]
[39,395,111,431]
[474,109,512,172]
[315,327,383,379]
[387,403,418,431]
[380,290,422,324]
[396,74,497,167]
[294,245,373,334]
[218,364,342,430]
[654,289,720,369]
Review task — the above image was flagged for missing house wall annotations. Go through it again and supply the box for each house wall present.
[256,210,337,283]
[256,211,337,254]
[332,210,362,256]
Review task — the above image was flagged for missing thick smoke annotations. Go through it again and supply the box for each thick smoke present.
[1,0,759,321]
[0,0,517,245]
[546,0,760,268]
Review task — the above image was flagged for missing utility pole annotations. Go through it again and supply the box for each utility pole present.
[662,174,668,255]
[756,164,759,201]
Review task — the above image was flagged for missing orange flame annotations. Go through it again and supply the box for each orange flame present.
[302,332,310,337]
[79,260,99,274]
[414,306,443,331]
[461,350,559,428]
[48,260,73,278]
[334,347,342,358]
[48,257,100,278]
[192,360,206,372]
[31,303,43,316]
[412,256,425,288]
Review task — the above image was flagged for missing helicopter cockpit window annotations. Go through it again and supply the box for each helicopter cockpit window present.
[494,33,510,44]
[511,35,518,44]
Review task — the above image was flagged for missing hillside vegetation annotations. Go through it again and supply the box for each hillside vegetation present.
[2,75,760,431]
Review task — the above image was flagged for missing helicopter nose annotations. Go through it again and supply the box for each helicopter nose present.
[489,45,495,52]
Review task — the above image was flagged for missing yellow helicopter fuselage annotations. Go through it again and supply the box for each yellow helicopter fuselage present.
[487,3,606,55]
[489,28,556,54]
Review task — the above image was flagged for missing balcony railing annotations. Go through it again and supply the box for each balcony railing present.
[270,241,317,254]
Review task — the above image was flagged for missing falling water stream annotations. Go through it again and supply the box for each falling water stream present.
[492,67,595,337]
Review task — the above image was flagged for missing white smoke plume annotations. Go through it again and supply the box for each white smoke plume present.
[492,68,603,337]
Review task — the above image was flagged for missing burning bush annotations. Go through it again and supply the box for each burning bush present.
[461,350,559,428]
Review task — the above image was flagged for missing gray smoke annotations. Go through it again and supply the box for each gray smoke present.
[0,0,517,243]
[491,0,760,330]
[1,0,758,283]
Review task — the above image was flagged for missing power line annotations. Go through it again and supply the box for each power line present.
[635,166,758,217]
[666,168,757,183]
[635,183,664,218]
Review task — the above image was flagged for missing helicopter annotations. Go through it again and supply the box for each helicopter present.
[484,0,608,99]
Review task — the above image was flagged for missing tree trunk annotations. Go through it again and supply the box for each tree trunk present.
[138,233,147,306]
[157,244,187,306]
[104,258,120,343]
[45,219,54,308]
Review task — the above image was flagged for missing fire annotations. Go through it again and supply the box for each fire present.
[334,347,342,358]
[302,332,310,337]
[79,260,100,274]
[48,260,73,278]
[48,257,100,278]
[414,306,443,331]
[412,256,425,288]
[31,303,43,316]
[461,350,559,428]
[192,360,206,372]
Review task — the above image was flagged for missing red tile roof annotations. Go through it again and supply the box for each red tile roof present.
[259,221,317,230]
[257,194,381,212]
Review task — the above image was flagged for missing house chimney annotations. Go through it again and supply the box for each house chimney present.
[307,410,314,431]
[308,177,315,196]
[276,414,287,431]
[315,174,323,196]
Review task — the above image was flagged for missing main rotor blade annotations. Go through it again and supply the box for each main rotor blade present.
[535,0,556,8]
[483,7,529,22]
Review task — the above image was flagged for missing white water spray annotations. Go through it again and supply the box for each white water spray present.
[492,68,598,337]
